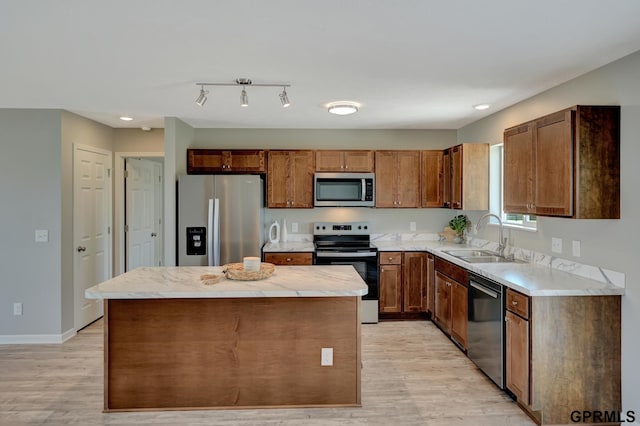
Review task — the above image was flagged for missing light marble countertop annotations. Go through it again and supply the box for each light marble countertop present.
[85,265,368,300]
[262,241,315,252]
[374,240,624,297]
[260,238,624,297]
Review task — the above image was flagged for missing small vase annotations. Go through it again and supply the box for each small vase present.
[453,233,464,244]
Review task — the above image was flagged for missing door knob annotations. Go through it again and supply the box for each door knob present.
[151,232,157,237]
[76,246,87,252]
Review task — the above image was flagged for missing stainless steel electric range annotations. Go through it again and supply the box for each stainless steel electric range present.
[313,222,379,323]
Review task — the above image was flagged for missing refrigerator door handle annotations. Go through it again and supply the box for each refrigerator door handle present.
[212,198,221,266]
[207,199,214,266]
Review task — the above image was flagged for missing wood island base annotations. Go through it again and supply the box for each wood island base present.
[104,297,361,411]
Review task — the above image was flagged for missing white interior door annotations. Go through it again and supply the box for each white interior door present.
[74,145,111,331]
[125,158,155,270]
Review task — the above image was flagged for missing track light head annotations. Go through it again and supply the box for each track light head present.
[240,88,249,107]
[195,86,208,107]
[280,88,290,108]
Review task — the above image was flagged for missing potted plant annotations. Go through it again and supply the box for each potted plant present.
[448,214,470,243]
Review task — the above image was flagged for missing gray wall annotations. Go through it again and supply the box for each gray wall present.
[0,109,63,335]
[457,50,640,414]
[113,128,164,153]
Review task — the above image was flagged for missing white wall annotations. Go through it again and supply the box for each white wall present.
[457,50,640,415]
[0,109,63,337]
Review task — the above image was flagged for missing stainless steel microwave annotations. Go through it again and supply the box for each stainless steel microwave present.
[314,173,375,207]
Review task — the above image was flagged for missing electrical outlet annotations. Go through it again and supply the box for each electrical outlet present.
[551,237,562,253]
[572,240,581,257]
[321,347,333,366]
[410,222,416,232]
[35,229,49,243]
[13,303,23,316]
[291,222,298,233]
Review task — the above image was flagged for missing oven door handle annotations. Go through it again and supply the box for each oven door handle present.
[315,251,377,258]
[470,281,499,299]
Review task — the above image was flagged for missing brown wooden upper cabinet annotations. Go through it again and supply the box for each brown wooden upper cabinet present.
[442,144,489,210]
[374,151,421,208]
[503,105,620,218]
[187,149,266,174]
[267,150,315,208]
[421,150,443,207]
[315,150,374,172]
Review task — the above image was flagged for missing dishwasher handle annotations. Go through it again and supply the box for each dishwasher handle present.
[470,281,499,299]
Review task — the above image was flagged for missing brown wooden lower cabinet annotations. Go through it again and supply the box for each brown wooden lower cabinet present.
[379,252,427,317]
[433,257,468,349]
[506,309,529,404]
[504,288,621,425]
[263,252,313,265]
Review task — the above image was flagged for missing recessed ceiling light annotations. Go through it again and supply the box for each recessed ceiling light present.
[473,104,490,110]
[119,116,133,121]
[327,102,359,116]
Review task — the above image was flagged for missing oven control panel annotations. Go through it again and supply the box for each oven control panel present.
[313,221,371,235]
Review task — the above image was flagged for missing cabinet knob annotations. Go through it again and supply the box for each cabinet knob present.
[286,258,292,262]
[512,300,518,305]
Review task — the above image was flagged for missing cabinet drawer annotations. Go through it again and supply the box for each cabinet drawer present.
[264,252,313,265]
[379,252,402,265]
[435,257,468,285]
[506,288,529,319]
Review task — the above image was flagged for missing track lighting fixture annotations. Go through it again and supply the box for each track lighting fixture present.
[279,88,290,108]
[240,88,249,107]
[195,85,208,107]
[195,78,291,108]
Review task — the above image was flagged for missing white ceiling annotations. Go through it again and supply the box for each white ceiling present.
[2,1,640,130]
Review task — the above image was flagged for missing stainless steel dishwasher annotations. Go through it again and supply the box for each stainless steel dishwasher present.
[467,273,504,389]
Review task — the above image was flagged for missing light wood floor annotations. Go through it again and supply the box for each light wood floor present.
[0,319,535,426]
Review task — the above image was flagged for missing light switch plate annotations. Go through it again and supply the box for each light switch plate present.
[14,303,23,316]
[321,347,333,366]
[572,240,581,257]
[35,229,49,243]
[291,222,298,233]
[551,237,562,253]
[410,222,416,231]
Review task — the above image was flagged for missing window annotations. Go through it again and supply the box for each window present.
[490,144,537,231]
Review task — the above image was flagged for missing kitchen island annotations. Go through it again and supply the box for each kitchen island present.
[85,265,367,412]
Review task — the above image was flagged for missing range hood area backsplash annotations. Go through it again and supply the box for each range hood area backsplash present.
[264,207,454,235]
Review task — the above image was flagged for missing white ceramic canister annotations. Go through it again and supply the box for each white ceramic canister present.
[268,220,280,243]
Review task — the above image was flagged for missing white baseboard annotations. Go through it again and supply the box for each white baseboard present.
[0,328,77,344]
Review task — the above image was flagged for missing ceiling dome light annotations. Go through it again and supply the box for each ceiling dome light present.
[473,104,490,110]
[328,102,359,115]
[119,116,133,121]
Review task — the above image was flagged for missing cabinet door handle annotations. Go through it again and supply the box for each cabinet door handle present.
[512,300,518,306]
[286,257,292,262]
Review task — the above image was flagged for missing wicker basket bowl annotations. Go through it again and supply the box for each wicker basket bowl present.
[223,262,275,281]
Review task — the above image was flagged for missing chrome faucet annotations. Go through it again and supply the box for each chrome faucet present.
[475,213,507,257]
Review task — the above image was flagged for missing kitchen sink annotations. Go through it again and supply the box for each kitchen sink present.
[442,249,521,264]
[442,249,498,257]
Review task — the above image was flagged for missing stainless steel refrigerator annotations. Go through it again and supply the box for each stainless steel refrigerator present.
[177,175,264,266]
